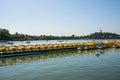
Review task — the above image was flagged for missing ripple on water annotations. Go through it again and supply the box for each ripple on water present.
[0,48,120,80]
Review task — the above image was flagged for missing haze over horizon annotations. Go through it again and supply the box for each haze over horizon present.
[0,0,120,36]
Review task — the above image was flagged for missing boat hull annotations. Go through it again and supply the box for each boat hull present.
[0,48,76,58]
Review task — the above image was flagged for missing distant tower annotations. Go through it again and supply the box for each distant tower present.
[100,27,102,33]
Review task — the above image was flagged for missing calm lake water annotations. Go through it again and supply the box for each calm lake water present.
[0,40,120,80]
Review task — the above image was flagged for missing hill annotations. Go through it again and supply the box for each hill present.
[84,32,120,39]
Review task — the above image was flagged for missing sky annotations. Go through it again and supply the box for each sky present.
[0,0,120,36]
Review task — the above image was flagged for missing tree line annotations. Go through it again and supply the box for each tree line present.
[0,28,120,41]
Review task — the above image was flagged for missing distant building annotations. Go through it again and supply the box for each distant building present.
[100,27,102,33]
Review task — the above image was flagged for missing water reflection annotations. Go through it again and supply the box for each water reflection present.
[0,48,119,66]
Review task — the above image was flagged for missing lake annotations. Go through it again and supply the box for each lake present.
[0,40,120,80]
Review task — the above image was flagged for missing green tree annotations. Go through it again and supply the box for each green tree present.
[0,28,11,40]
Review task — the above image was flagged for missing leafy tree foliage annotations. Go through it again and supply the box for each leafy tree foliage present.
[0,28,120,41]
[0,28,11,40]
[85,32,120,39]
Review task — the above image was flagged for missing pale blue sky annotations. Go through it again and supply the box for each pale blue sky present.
[0,0,120,36]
